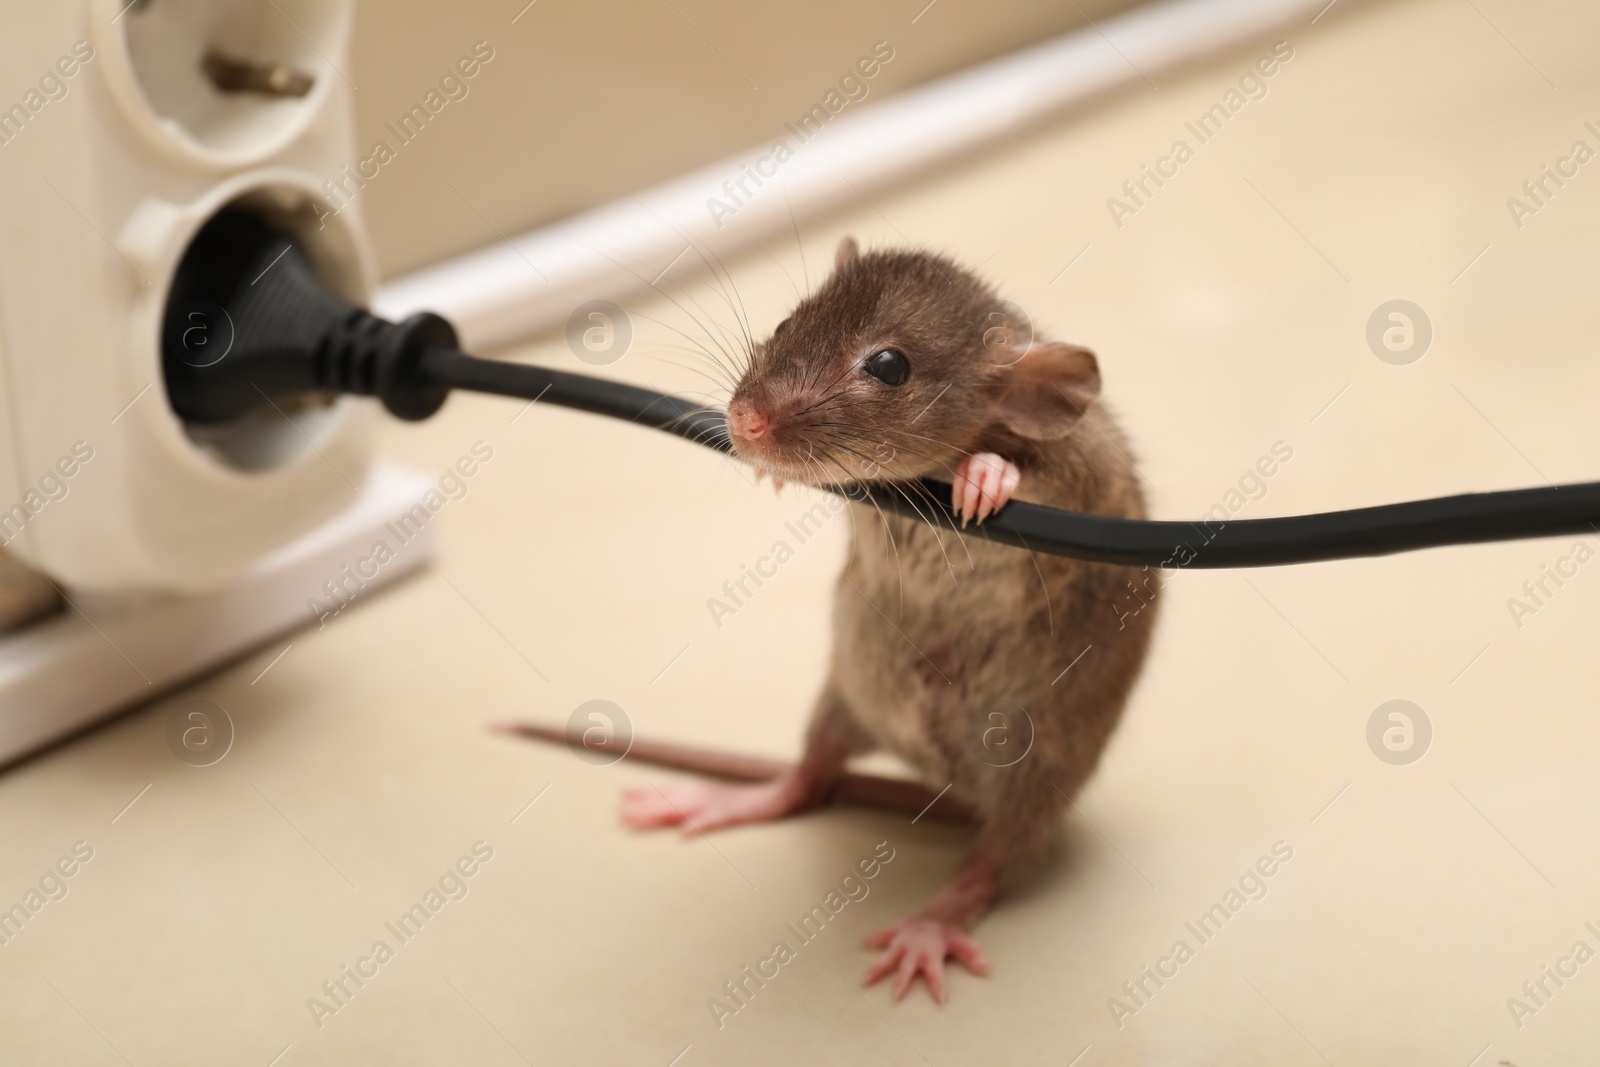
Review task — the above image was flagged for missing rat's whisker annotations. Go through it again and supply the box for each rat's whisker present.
[846,483,908,610]
[628,199,756,357]
[823,439,962,586]
[558,233,747,379]
[669,232,759,369]
[821,428,948,473]
[635,266,749,380]
[783,386,854,424]
[804,355,863,404]
[779,178,811,298]
[673,292,746,373]
[896,474,976,572]
[1025,548,1055,635]
[800,451,904,600]
[869,425,975,460]
[645,346,741,395]
[756,235,803,303]
[649,354,737,405]
[634,310,744,376]
[666,326,748,401]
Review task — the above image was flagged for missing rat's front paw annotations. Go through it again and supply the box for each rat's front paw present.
[951,453,1020,527]
[863,917,990,1003]
[620,778,804,834]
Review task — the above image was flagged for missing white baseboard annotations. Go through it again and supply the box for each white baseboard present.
[375,0,1329,352]
[0,460,435,767]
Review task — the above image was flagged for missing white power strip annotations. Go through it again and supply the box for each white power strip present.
[0,460,433,767]
[0,2,404,761]
[0,1,374,594]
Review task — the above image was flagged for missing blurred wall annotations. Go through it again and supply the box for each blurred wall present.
[349,0,1148,278]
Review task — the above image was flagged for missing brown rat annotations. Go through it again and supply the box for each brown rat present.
[622,237,1159,1002]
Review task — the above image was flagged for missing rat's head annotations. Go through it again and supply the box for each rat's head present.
[726,238,1102,485]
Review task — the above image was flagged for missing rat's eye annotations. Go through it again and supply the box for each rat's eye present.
[774,317,792,335]
[862,348,910,387]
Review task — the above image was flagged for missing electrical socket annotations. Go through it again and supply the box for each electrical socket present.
[0,0,375,593]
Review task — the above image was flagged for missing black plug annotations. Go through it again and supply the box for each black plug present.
[163,210,457,424]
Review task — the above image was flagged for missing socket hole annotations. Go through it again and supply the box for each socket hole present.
[201,50,315,99]
[104,0,350,165]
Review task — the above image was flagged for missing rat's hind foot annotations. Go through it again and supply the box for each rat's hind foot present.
[862,846,999,1002]
[620,775,815,834]
[952,452,1020,526]
[863,918,990,1004]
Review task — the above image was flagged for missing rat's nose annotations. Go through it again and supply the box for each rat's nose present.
[727,399,770,442]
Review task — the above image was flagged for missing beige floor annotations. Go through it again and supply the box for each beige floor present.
[6,0,1600,1063]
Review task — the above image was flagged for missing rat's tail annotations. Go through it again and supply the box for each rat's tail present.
[489,720,974,823]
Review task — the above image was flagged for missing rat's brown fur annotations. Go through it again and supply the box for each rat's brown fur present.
[613,241,1164,998]
[730,244,1158,870]
[822,414,1155,866]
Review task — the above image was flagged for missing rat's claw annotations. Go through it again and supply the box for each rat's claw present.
[951,461,978,526]
[952,453,1020,526]
[945,930,990,979]
[863,917,989,1004]
[978,460,1021,524]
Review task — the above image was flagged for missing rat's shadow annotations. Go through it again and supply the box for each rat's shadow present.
[999,822,1093,909]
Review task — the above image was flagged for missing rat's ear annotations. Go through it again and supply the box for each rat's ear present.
[991,342,1101,440]
[834,236,859,271]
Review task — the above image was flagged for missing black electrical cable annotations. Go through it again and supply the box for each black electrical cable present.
[163,210,1600,569]
[413,348,1600,567]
